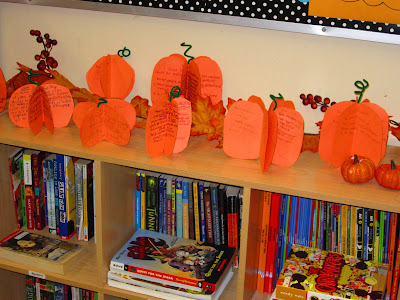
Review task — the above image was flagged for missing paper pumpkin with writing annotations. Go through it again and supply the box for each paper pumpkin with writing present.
[145,99,179,157]
[223,96,266,159]
[268,95,295,111]
[87,54,135,99]
[73,98,136,130]
[319,101,388,167]
[173,96,192,154]
[259,109,277,172]
[80,103,131,147]
[151,54,222,106]
[8,82,74,134]
[0,68,6,112]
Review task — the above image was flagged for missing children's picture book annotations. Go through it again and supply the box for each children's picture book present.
[0,230,85,274]
[275,244,388,300]
[109,229,236,292]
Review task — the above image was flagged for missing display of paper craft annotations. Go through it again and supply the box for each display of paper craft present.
[173,96,192,154]
[75,54,137,146]
[319,80,389,167]
[8,79,74,134]
[0,68,6,112]
[151,54,222,106]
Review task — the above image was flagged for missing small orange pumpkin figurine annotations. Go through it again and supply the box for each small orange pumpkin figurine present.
[341,154,375,183]
[375,160,400,190]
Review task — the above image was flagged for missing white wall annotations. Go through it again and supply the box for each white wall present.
[0,2,399,145]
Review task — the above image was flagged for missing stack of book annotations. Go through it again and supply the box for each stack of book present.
[107,229,236,300]
[8,148,95,241]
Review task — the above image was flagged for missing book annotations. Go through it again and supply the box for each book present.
[198,181,207,243]
[140,171,146,230]
[42,160,48,228]
[175,177,183,238]
[54,282,64,300]
[171,176,177,236]
[146,171,160,232]
[217,185,227,246]
[82,160,94,241]
[210,183,221,246]
[203,182,214,244]
[19,157,27,228]
[159,174,166,234]
[109,229,236,292]
[187,178,195,240]
[182,178,190,239]
[26,275,35,300]
[23,150,38,230]
[135,170,142,230]
[32,151,47,230]
[193,180,201,242]
[275,244,389,300]
[74,159,84,240]
[226,186,240,250]
[7,147,23,229]
[46,154,57,234]
[161,174,168,235]
[0,230,85,274]
[166,175,173,236]
[40,278,55,300]
[107,268,234,300]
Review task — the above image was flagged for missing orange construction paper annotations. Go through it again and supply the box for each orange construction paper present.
[259,110,278,172]
[272,107,304,167]
[364,102,389,158]
[87,54,135,99]
[151,54,188,105]
[105,98,137,130]
[331,104,384,167]
[309,0,400,26]
[248,95,266,110]
[223,99,264,159]
[8,84,38,127]
[42,84,74,127]
[80,104,131,147]
[318,101,353,163]
[145,100,179,157]
[268,98,295,111]
[73,102,97,128]
[0,68,6,112]
[28,86,54,135]
[187,56,223,106]
[173,96,192,154]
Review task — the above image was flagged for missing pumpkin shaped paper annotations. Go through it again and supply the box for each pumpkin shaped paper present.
[0,68,6,112]
[319,80,389,167]
[375,160,400,190]
[8,70,74,134]
[151,44,222,106]
[86,54,135,100]
[173,95,192,154]
[146,87,180,157]
[341,154,375,183]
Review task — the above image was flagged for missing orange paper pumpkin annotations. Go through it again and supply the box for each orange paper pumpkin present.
[319,80,389,167]
[151,54,222,106]
[375,160,400,190]
[86,54,135,99]
[0,68,6,112]
[223,95,266,159]
[341,154,376,183]
[173,96,192,154]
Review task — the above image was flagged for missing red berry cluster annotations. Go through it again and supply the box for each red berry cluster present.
[30,29,58,71]
[300,93,336,112]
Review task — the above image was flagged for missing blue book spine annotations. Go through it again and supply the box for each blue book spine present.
[163,177,167,234]
[53,156,60,235]
[199,183,206,243]
[175,178,183,238]
[56,154,67,238]
[363,208,369,260]
[158,176,165,233]
[135,172,141,230]
[384,212,390,263]
[210,185,221,245]
[54,282,64,300]
[288,196,297,251]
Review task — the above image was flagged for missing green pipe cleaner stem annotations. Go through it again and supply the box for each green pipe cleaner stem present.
[180,42,194,63]
[169,86,181,102]
[27,69,40,86]
[354,79,369,103]
[269,93,284,110]
[97,98,108,107]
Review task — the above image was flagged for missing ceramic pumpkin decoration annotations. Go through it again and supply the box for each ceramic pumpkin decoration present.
[319,80,389,167]
[341,154,375,183]
[0,68,6,112]
[151,43,222,106]
[223,95,266,159]
[8,69,74,134]
[375,160,400,190]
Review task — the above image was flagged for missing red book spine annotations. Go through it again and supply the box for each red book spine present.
[390,215,400,300]
[227,196,239,249]
[90,291,94,299]
[23,153,35,230]
[203,186,214,244]
[386,213,397,300]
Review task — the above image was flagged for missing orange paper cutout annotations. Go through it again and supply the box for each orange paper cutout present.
[41,84,74,127]
[0,68,6,112]
[28,86,54,135]
[173,96,192,154]
[259,110,278,172]
[151,54,223,106]
[86,54,135,99]
[145,100,179,157]
[223,97,265,159]
[272,107,304,167]
[9,84,38,127]
[80,104,131,147]
[268,97,295,111]
[73,102,97,128]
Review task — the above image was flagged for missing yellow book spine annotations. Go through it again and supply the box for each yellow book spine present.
[140,173,146,229]
[350,206,357,257]
[193,183,200,242]
[342,205,347,255]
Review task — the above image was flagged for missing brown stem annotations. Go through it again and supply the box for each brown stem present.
[391,160,397,169]
[353,154,359,164]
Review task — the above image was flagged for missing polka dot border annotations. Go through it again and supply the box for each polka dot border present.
[84,0,399,35]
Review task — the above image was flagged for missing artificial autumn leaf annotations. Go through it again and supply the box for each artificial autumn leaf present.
[301,134,320,153]
[191,95,226,141]
[210,116,224,141]
[216,138,223,149]
[315,121,323,131]
[390,126,400,141]
[131,95,150,118]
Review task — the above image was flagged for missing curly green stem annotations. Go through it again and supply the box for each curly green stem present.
[269,93,284,111]
[180,42,194,63]
[27,69,40,86]
[97,98,108,107]
[354,79,369,103]
[169,86,181,102]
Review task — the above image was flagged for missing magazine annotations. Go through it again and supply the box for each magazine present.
[109,229,236,292]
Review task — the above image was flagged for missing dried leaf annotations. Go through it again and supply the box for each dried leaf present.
[131,95,150,118]
[301,134,320,153]
[227,97,242,111]
[136,118,147,129]
[191,95,226,141]
[315,121,323,131]
[216,138,223,149]
[210,116,224,141]
[390,126,400,141]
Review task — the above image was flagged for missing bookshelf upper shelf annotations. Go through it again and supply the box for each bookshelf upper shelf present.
[0,112,399,213]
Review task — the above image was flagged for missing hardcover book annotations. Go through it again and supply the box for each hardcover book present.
[275,244,388,300]
[109,229,236,292]
[23,150,38,230]
[0,230,85,275]
[7,147,23,229]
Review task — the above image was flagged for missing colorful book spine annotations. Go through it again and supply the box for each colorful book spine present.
[356,207,364,259]
[82,160,94,241]
[166,175,172,236]
[23,151,35,230]
[198,181,207,243]
[158,175,166,234]
[374,210,380,262]
[363,207,369,260]
[135,171,141,230]
[210,183,221,245]
[19,157,27,228]
[8,148,23,229]
[145,172,159,232]
[182,178,189,239]
[53,155,60,235]
[193,180,200,241]
[218,184,228,246]
[390,216,400,300]
[54,282,64,300]
[25,276,35,300]
[46,155,57,234]
[187,178,194,240]
[32,151,46,230]
[385,213,398,300]
[203,182,214,244]
[346,205,351,255]
[350,206,357,256]
[162,175,168,235]
[140,172,146,230]
[257,191,271,293]
[367,208,375,260]
[384,212,390,263]
[171,176,176,236]
[74,160,84,240]
[175,177,183,237]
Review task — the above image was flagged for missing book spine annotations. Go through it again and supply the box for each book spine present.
[54,282,64,300]
[8,150,22,229]
[188,181,194,240]
[46,158,56,234]
[42,160,48,228]
[218,186,228,246]
[146,175,158,232]
[175,179,183,237]
[193,181,200,241]
[341,204,347,255]
[385,213,397,300]
[53,156,60,235]
[166,177,172,236]
[203,185,213,244]
[32,152,45,230]
[75,162,83,240]
[19,158,27,228]
[171,178,176,236]
[210,185,221,245]
[367,209,374,260]
[363,207,369,260]
[140,172,146,230]
[162,177,167,234]
[182,180,189,239]
[46,279,55,299]
[356,207,364,259]
[23,153,34,230]
[84,162,94,241]
[25,275,35,300]
[379,210,385,263]
[135,171,141,230]
[57,154,68,238]
[274,194,286,285]
[390,215,400,300]
[198,182,207,243]
[384,212,391,263]
[158,176,165,233]
[227,193,239,250]
[257,191,271,293]
[374,210,380,262]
